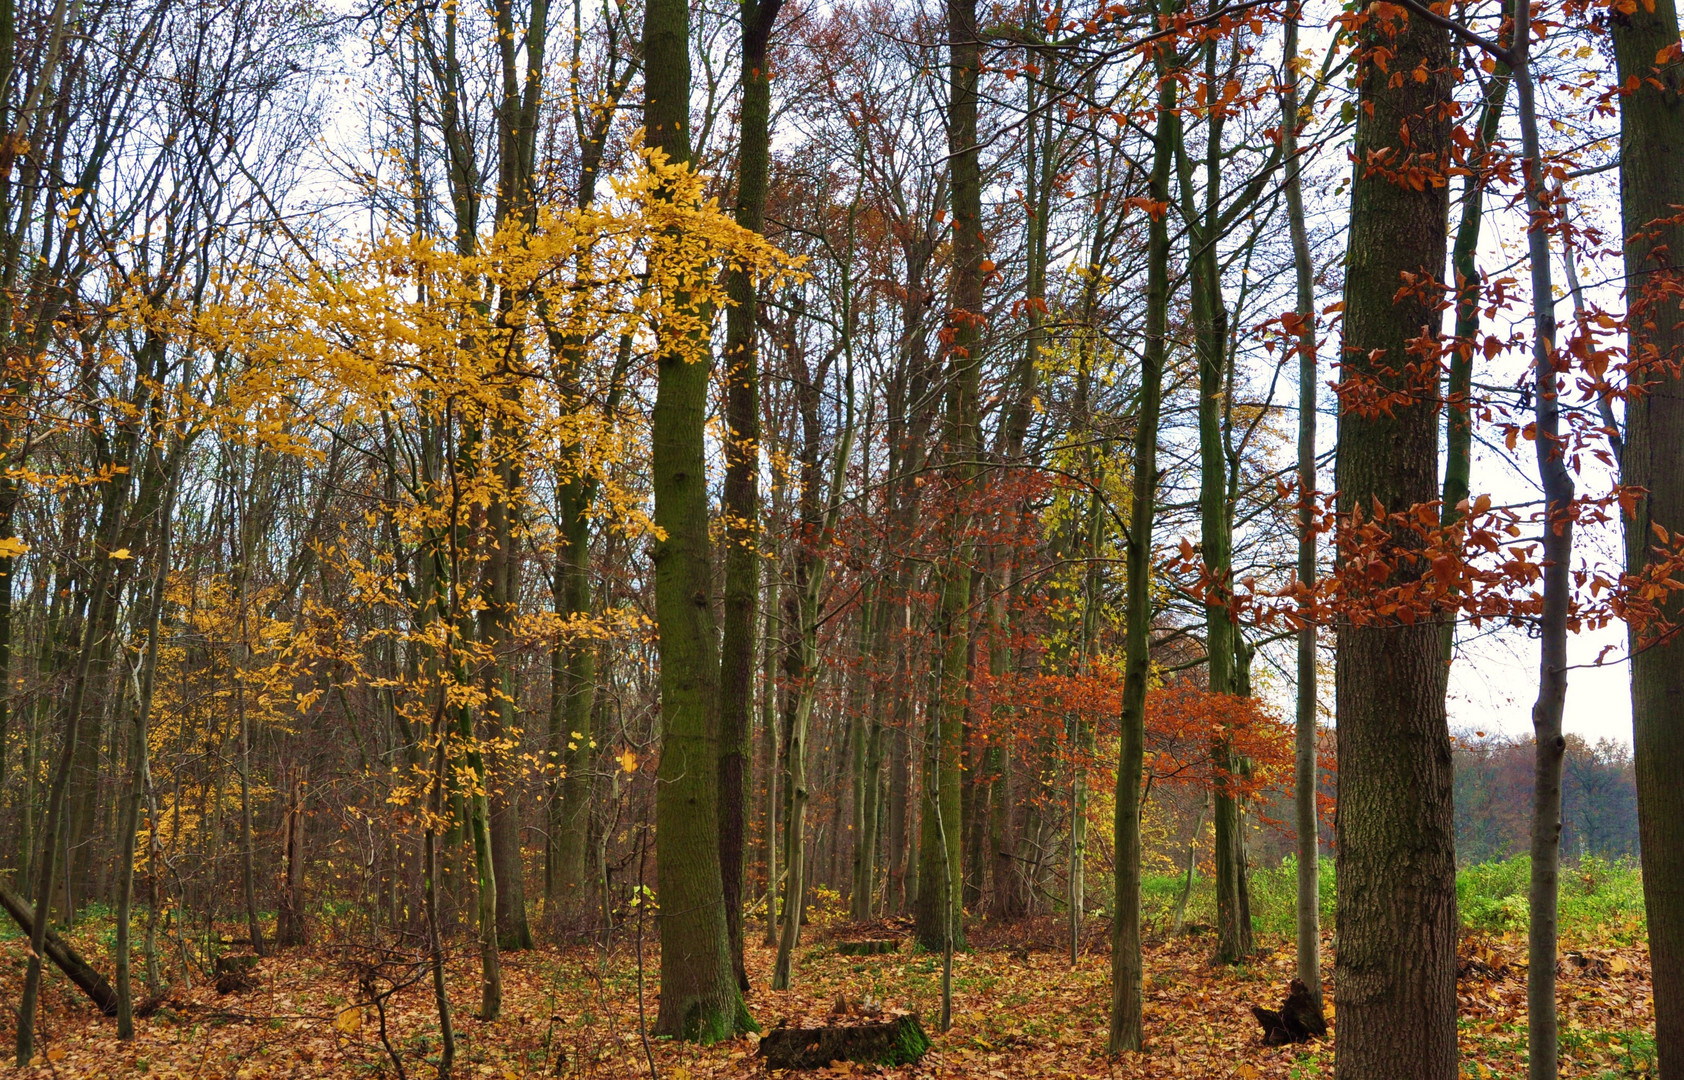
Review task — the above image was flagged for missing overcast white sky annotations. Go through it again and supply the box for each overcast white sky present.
[1449,621,1632,744]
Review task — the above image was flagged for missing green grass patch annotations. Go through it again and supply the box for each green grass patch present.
[1141,854,1644,941]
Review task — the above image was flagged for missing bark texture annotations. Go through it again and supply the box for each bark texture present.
[645,0,751,1038]
[1612,4,1684,1074]
[1332,4,1458,1078]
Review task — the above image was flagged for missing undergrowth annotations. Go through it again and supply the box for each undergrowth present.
[1139,854,1644,942]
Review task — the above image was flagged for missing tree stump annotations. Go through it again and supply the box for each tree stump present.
[1251,978,1327,1045]
[759,1013,930,1069]
[836,939,899,956]
[214,953,260,995]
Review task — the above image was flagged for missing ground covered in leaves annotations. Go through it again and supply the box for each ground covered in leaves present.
[0,915,1657,1079]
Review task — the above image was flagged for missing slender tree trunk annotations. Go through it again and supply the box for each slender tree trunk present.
[1282,6,1323,1002]
[116,465,176,1038]
[425,707,456,1080]
[1496,4,1572,1073]
[548,481,595,922]
[761,584,781,946]
[1440,55,1509,665]
[15,509,125,1065]
[719,0,783,988]
[771,641,811,989]
[1611,6,1684,1075]
[1332,1,1457,1075]
[916,0,981,962]
[1108,65,1173,1056]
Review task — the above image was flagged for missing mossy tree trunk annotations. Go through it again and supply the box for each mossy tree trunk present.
[644,0,752,1038]
[1108,61,1173,1056]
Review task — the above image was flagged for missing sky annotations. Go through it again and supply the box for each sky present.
[1449,621,1632,744]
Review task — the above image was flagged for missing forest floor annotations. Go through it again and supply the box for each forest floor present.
[0,913,1656,1079]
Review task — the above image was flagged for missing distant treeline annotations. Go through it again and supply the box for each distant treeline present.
[1453,733,1639,864]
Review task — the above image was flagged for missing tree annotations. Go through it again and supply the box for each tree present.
[1331,2,1459,1077]
[719,0,785,990]
[915,0,984,985]
[644,0,754,1039]
[1109,48,1175,1056]
[1611,0,1684,1072]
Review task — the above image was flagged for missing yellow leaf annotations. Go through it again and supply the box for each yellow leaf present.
[1236,1065,1260,1080]
[47,1048,67,1063]
[335,1005,363,1035]
[1611,955,1629,973]
[618,749,637,774]
[0,536,28,558]
[110,547,133,560]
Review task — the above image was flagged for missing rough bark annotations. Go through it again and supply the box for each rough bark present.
[1332,2,1458,1076]
[1612,1,1684,1074]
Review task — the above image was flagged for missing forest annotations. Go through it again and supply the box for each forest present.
[0,0,1679,1076]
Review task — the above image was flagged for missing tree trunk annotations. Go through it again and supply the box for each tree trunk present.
[16,454,132,1065]
[1282,6,1323,1003]
[645,0,750,1037]
[916,0,981,964]
[1332,2,1458,1076]
[275,770,308,947]
[1501,2,1572,1073]
[115,462,176,1036]
[719,0,783,991]
[1108,64,1173,1056]
[0,884,119,1017]
[760,581,782,946]
[1612,5,1684,1075]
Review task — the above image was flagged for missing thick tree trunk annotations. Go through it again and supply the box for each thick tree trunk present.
[1612,3,1684,1075]
[1332,3,1458,1077]
[645,0,750,1037]
[0,884,119,1017]
[275,771,308,947]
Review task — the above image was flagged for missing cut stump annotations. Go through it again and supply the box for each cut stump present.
[215,953,260,994]
[836,939,899,957]
[760,1013,930,1070]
